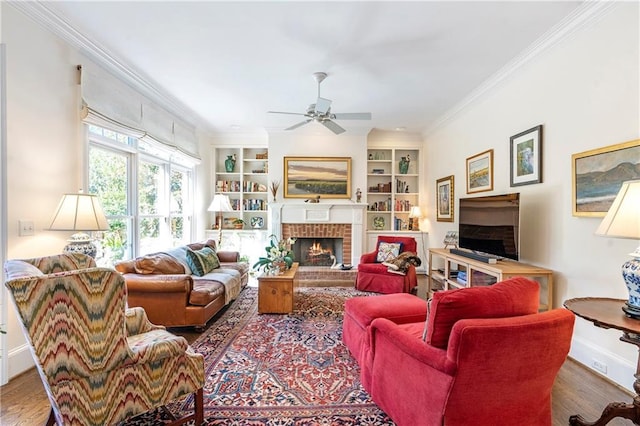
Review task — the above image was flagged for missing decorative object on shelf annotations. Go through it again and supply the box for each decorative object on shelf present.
[207,194,233,246]
[253,235,297,275]
[48,190,109,258]
[466,149,494,194]
[270,180,280,202]
[436,175,455,222]
[251,217,264,229]
[510,125,543,187]
[399,155,410,174]
[572,139,640,217]
[225,154,237,172]
[356,188,362,203]
[409,206,422,231]
[256,152,268,160]
[373,216,385,230]
[443,231,459,249]
[232,218,245,229]
[284,156,351,199]
[595,179,640,319]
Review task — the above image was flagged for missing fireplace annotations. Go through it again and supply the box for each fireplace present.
[270,203,367,267]
[294,238,344,266]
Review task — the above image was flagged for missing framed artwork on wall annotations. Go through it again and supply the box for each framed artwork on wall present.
[510,125,542,187]
[466,149,494,194]
[572,139,640,217]
[284,156,352,199]
[436,175,454,222]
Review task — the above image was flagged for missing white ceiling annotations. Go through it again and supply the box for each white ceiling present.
[39,1,584,135]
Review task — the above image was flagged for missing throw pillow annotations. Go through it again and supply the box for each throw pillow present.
[186,247,220,277]
[4,260,44,278]
[134,253,185,275]
[376,242,403,263]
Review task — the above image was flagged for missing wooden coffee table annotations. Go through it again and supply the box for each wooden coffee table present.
[258,262,299,314]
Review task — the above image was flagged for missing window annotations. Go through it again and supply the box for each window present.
[88,125,195,266]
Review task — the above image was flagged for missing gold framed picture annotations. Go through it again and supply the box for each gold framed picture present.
[436,175,454,222]
[572,139,640,217]
[466,149,494,194]
[284,156,351,199]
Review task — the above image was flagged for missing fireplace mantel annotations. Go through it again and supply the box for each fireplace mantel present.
[269,203,367,265]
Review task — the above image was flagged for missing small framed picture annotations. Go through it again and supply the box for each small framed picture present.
[436,175,454,222]
[466,149,493,194]
[510,125,543,187]
[443,231,459,249]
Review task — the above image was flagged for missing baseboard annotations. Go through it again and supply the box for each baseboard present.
[569,335,635,393]
[8,343,34,379]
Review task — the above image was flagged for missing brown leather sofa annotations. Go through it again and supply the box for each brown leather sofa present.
[115,240,249,328]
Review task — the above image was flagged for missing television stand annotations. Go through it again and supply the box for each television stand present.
[449,248,499,264]
[427,248,553,311]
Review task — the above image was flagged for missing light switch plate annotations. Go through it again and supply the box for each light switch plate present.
[19,220,35,236]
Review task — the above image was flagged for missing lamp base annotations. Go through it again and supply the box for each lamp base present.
[63,233,97,258]
[622,257,640,320]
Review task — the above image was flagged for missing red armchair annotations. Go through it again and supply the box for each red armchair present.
[354,278,575,426]
[355,236,418,294]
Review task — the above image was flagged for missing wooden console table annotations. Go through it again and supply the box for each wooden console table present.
[258,263,299,314]
[564,297,640,425]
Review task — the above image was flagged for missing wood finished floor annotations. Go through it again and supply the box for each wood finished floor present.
[1,278,636,425]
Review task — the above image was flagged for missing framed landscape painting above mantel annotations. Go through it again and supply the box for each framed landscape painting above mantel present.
[284,156,352,199]
[572,139,640,217]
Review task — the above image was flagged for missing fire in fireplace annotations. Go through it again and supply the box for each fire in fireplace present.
[294,238,343,267]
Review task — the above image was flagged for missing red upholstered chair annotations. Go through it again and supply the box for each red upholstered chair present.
[355,235,418,294]
[359,277,575,426]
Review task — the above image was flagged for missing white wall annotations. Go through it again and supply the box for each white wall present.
[0,5,210,379]
[425,3,639,391]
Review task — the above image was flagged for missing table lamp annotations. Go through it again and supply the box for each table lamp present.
[409,206,422,231]
[595,179,640,319]
[208,194,233,246]
[48,191,109,258]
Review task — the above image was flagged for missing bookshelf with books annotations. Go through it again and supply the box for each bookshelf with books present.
[213,147,269,230]
[366,148,420,231]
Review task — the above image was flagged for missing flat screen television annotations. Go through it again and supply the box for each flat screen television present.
[458,193,520,261]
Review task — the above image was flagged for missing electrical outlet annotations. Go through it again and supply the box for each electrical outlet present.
[592,359,608,374]
[19,220,35,236]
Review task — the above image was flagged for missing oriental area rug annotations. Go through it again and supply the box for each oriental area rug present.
[125,286,394,426]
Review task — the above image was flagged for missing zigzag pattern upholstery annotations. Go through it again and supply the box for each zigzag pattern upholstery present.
[4,253,204,426]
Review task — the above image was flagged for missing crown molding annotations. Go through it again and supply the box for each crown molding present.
[424,0,620,137]
[8,1,210,133]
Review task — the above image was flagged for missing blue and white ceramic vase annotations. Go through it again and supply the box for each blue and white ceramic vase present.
[622,257,640,318]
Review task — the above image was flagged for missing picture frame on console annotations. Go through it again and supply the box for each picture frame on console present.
[571,139,640,217]
[466,149,493,194]
[436,175,454,222]
[510,125,542,187]
[284,156,352,199]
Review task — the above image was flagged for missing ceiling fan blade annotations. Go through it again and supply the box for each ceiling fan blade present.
[285,119,312,131]
[321,120,346,135]
[268,111,308,116]
[332,112,372,120]
[315,97,332,115]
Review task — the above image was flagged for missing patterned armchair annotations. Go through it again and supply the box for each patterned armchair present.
[4,253,204,426]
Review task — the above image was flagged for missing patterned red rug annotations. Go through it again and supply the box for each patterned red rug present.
[126,286,393,425]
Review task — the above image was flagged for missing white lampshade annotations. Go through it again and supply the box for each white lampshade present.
[409,206,423,218]
[595,179,640,241]
[207,194,233,212]
[49,192,109,231]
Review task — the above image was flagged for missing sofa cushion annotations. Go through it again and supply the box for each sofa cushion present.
[163,246,192,275]
[134,253,185,275]
[188,279,225,306]
[186,247,220,276]
[376,242,402,262]
[426,277,540,349]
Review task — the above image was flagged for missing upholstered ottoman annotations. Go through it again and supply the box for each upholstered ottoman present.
[343,293,428,391]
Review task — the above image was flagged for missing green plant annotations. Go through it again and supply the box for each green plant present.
[232,218,245,225]
[253,235,296,272]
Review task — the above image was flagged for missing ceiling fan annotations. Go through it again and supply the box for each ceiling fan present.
[268,72,372,135]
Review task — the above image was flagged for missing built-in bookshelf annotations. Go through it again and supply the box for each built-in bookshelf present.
[213,147,269,230]
[366,148,420,231]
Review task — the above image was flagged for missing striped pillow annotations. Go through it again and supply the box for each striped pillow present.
[185,247,220,276]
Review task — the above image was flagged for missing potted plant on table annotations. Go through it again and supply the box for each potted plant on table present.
[253,235,296,274]
[232,218,245,229]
